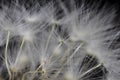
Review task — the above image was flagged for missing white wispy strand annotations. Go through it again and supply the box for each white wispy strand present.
[0,0,119,80]
[58,3,120,80]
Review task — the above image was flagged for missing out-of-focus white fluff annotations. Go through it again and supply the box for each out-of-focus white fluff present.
[0,0,119,80]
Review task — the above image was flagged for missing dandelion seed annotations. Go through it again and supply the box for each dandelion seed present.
[0,0,119,80]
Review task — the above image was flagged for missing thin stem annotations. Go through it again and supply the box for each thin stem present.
[5,31,11,80]
[31,64,42,79]
[79,63,102,79]
[34,64,42,74]
[79,55,95,73]
[49,41,63,61]
[22,71,35,80]
[51,43,84,80]
[45,23,55,53]
[68,43,84,62]
[14,38,25,66]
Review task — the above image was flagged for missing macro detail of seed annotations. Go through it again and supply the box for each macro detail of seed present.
[0,0,120,80]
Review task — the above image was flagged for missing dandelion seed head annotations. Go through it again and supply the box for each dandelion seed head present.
[0,0,119,80]
[25,15,39,23]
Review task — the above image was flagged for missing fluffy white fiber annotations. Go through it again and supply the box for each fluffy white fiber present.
[0,0,120,80]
